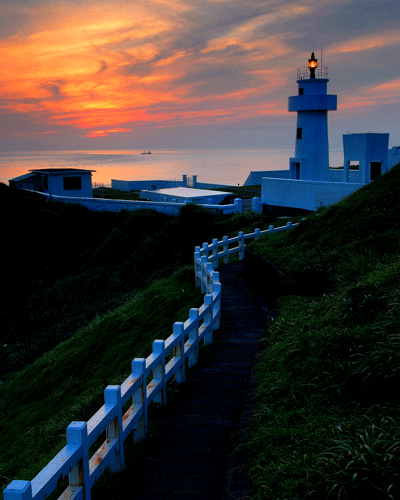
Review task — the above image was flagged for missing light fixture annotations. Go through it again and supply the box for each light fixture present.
[308,52,318,78]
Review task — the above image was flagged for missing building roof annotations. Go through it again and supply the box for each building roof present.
[29,168,96,174]
[9,172,38,182]
[143,187,231,199]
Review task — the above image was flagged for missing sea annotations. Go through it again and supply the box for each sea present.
[0,147,344,188]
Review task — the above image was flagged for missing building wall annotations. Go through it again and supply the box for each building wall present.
[261,177,361,211]
[342,133,389,184]
[45,173,93,197]
[388,146,400,169]
[288,79,337,182]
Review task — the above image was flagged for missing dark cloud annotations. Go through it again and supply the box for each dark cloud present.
[40,82,66,101]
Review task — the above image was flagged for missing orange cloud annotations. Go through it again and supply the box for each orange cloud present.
[331,30,400,54]
[0,0,295,140]
[84,128,134,138]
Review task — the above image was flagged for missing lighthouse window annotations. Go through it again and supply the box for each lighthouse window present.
[297,128,303,139]
[299,88,304,95]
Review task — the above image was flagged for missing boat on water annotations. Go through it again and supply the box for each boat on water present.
[140,151,152,155]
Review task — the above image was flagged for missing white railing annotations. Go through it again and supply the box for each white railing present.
[4,221,296,500]
[194,221,297,280]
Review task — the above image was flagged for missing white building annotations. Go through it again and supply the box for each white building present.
[245,53,399,212]
[140,186,233,205]
[9,168,95,198]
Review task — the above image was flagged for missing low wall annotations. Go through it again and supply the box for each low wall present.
[33,192,247,215]
[261,178,362,211]
[328,168,360,183]
[244,170,290,186]
[111,179,184,191]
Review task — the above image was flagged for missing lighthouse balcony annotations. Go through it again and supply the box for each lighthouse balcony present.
[297,66,329,80]
[288,94,337,112]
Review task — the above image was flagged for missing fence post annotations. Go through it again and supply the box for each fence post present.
[67,421,90,499]
[287,221,293,228]
[255,228,260,239]
[187,308,199,367]
[268,225,275,233]
[252,197,261,213]
[212,238,219,269]
[238,231,245,260]
[131,358,147,441]
[213,282,222,330]
[200,255,208,293]
[194,246,201,286]
[223,235,229,264]
[104,386,124,473]
[173,322,185,383]
[234,198,243,213]
[206,262,214,293]
[4,481,32,500]
[152,340,166,405]
[204,294,214,345]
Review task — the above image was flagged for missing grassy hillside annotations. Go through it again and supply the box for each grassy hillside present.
[243,164,400,499]
[0,184,271,492]
[0,183,270,379]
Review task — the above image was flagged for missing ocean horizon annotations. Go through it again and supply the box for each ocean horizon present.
[0,147,345,188]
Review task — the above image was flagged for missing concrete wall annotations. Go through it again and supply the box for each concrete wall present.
[261,177,362,211]
[244,170,290,186]
[343,133,389,184]
[30,192,246,215]
[328,168,360,183]
[388,147,400,169]
[111,179,184,191]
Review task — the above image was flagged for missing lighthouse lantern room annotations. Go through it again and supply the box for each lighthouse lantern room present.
[288,52,337,181]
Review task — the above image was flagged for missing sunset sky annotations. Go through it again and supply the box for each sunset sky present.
[1,0,399,151]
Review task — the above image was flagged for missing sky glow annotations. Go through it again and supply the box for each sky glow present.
[1,0,399,150]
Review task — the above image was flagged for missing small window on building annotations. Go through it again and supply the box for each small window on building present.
[349,161,359,171]
[42,176,48,190]
[299,88,304,95]
[297,128,302,139]
[63,176,82,190]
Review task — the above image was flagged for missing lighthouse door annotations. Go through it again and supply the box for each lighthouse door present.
[370,162,381,180]
[295,163,301,180]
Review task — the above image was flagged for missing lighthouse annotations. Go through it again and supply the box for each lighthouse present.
[288,52,337,181]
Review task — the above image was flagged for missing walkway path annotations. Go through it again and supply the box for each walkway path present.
[94,261,269,500]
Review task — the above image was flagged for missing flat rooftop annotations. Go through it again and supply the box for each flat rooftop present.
[140,186,233,205]
[144,187,231,198]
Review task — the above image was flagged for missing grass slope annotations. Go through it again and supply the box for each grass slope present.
[0,184,271,492]
[244,164,400,499]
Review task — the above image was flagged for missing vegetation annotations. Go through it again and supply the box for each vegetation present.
[0,183,270,492]
[242,163,400,499]
[4,159,400,499]
[93,186,141,200]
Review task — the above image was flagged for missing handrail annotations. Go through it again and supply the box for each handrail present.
[194,221,297,281]
[4,221,295,500]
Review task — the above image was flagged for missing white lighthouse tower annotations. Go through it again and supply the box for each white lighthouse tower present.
[288,52,337,181]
